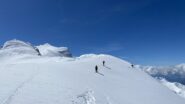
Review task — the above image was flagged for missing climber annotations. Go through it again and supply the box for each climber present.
[95,65,98,73]
[131,64,134,68]
[103,60,105,66]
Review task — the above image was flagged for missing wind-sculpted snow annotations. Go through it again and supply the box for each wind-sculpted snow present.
[0,39,40,57]
[0,54,184,104]
[3,39,32,49]
[36,43,72,57]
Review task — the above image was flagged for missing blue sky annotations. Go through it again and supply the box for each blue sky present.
[0,0,185,66]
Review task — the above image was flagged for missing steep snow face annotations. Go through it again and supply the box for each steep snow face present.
[0,39,39,58]
[37,43,72,57]
[158,78,185,98]
[0,54,184,104]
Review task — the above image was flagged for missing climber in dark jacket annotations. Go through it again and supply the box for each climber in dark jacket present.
[95,65,98,73]
[103,60,105,66]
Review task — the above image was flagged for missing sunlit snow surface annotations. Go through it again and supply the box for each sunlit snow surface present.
[158,78,185,98]
[0,54,184,104]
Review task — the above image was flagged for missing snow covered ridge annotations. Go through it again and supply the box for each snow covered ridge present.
[0,39,72,58]
[0,54,184,104]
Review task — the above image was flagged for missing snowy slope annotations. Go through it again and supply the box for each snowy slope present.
[0,54,184,104]
[157,78,185,98]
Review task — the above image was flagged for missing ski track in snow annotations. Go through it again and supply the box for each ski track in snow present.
[0,67,39,104]
[1,75,36,104]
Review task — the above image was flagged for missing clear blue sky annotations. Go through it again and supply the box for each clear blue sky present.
[0,0,185,66]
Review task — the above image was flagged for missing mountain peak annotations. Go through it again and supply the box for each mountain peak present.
[0,39,72,57]
[2,39,32,49]
[36,43,72,57]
